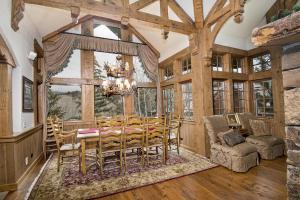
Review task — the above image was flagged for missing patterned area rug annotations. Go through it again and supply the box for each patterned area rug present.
[27,149,217,200]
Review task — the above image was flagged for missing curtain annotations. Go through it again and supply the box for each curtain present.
[44,33,158,81]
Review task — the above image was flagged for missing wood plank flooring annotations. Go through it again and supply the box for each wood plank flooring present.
[5,157,287,200]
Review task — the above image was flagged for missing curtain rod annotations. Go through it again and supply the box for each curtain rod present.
[62,32,146,46]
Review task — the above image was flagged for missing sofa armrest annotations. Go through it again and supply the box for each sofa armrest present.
[211,143,232,154]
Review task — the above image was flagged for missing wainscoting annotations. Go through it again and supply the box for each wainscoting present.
[0,124,43,191]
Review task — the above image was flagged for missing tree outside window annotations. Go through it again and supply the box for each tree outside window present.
[253,79,273,117]
[163,87,174,115]
[212,80,225,115]
[251,53,271,72]
[181,82,193,120]
[233,81,245,113]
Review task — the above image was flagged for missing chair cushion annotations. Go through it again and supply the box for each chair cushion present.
[60,143,81,151]
[217,129,234,146]
[229,143,257,157]
[223,132,245,147]
[246,135,284,147]
[249,119,271,136]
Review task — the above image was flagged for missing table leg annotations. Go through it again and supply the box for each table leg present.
[81,139,86,175]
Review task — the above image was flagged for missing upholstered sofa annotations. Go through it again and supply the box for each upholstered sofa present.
[204,115,258,172]
[237,113,285,160]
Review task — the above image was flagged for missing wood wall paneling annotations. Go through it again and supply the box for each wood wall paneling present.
[0,125,43,191]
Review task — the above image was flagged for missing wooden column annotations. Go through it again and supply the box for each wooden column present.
[0,63,13,136]
[189,30,213,156]
[223,53,233,112]
[243,57,252,112]
[173,59,182,115]
[121,26,135,115]
[270,46,285,139]
[81,20,95,121]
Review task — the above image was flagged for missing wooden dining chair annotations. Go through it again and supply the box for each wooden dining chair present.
[96,127,123,175]
[168,115,182,154]
[146,116,166,127]
[52,123,81,172]
[145,125,167,165]
[123,126,145,172]
[126,116,144,127]
[96,117,111,130]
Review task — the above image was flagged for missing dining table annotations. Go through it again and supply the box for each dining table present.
[77,126,170,175]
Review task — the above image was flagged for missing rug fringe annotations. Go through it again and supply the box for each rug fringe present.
[24,153,53,200]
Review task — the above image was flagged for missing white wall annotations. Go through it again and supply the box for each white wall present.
[0,0,41,133]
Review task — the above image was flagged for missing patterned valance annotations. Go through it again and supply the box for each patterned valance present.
[44,33,158,81]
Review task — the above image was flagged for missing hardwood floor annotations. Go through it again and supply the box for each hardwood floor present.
[5,157,287,200]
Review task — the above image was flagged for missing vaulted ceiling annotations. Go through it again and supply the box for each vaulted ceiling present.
[24,0,276,61]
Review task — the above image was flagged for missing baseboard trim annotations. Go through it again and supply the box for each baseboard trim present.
[0,152,44,192]
[17,152,44,186]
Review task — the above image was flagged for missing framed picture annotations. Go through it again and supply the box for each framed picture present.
[226,113,240,125]
[22,76,33,112]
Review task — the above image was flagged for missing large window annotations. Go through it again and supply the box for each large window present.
[232,57,243,73]
[212,54,223,72]
[48,85,82,120]
[94,86,123,117]
[53,50,81,78]
[233,81,245,113]
[181,57,191,75]
[162,87,174,115]
[251,53,271,72]
[253,79,273,117]
[134,88,157,117]
[181,82,193,120]
[133,56,152,83]
[213,80,225,115]
[164,64,174,80]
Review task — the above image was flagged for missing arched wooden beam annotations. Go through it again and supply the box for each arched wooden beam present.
[0,35,16,67]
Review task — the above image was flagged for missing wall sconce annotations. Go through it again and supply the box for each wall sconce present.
[28,51,37,61]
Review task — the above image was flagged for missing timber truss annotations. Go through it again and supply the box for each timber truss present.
[11,0,247,56]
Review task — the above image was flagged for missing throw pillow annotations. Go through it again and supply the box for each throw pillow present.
[217,129,234,145]
[223,132,245,147]
[249,119,270,136]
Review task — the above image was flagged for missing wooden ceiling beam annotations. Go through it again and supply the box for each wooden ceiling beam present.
[205,0,227,25]
[168,0,194,25]
[129,0,157,10]
[193,0,204,28]
[24,0,195,35]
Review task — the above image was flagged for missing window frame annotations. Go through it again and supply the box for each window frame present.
[212,80,225,115]
[181,56,192,75]
[163,64,174,80]
[233,81,245,113]
[212,54,224,72]
[252,79,274,117]
[48,84,82,121]
[162,86,175,115]
[181,82,193,120]
[251,52,272,73]
[231,56,244,74]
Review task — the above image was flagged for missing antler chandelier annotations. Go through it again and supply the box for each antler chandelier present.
[101,78,137,96]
